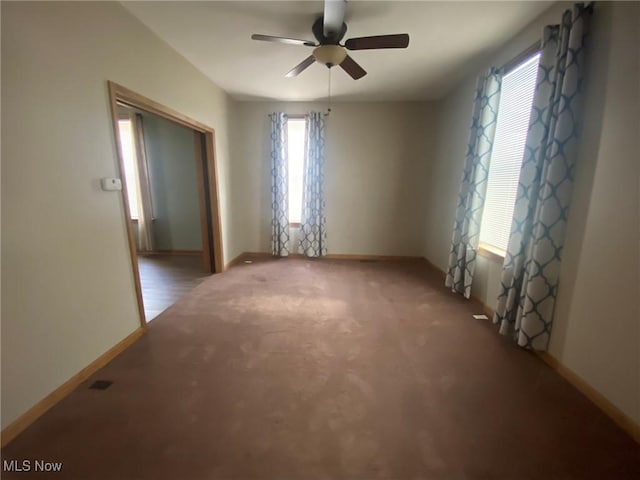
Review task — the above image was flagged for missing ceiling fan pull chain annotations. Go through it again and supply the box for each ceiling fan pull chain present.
[327,67,332,116]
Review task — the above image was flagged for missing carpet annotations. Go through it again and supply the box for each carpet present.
[2,256,639,479]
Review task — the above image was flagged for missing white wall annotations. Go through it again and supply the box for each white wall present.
[1,1,237,428]
[231,101,434,256]
[425,2,640,424]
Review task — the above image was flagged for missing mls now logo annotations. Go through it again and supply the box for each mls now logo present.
[3,459,63,472]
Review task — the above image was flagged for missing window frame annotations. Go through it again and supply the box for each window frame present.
[478,44,541,261]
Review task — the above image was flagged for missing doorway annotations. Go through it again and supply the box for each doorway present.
[107,82,223,325]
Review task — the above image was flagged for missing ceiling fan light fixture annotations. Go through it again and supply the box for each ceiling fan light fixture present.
[313,45,347,67]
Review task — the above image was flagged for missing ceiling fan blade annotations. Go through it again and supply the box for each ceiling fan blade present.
[323,0,347,37]
[285,56,316,78]
[340,55,367,80]
[345,34,410,50]
[251,34,316,47]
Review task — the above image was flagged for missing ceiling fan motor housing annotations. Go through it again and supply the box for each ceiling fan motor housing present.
[312,17,347,45]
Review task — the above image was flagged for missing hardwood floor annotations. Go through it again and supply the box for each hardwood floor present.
[137,254,209,321]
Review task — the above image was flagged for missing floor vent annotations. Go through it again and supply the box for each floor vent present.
[89,380,113,390]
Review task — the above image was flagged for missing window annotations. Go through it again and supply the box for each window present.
[479,52,540,253]
[117,118,141,220]
[287,117,306,224]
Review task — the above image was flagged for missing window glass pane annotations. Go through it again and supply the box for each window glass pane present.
[287,119,306,224]
[118,119,140,219]
[480,53,540,251]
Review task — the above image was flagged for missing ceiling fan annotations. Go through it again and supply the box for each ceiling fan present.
[251,0,409,80]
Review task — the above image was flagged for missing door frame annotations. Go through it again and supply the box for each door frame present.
[107,81,224,327]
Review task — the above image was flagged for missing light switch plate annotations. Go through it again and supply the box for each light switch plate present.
[101,177,122,191]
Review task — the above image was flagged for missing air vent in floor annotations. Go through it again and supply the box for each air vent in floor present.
[89,380,113,390]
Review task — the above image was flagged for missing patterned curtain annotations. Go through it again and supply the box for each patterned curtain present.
[270,112,290,256]
[445,69,502,298]
[299,112,327,257]
[494,4,592,350]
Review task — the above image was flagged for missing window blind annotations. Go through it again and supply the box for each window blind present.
[287,118,306,224]
[480,53,540,252]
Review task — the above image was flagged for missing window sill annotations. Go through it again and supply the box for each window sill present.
[478,242,506,262]
[289,222,301,228]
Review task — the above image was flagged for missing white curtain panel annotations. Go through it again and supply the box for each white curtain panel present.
[270,112,290,256]
[299,112,327,257]
[445,69,502,298]
[494,3,592,350]
[132,113,155,253]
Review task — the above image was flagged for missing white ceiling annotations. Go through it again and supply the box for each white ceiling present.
[122,1,554,102]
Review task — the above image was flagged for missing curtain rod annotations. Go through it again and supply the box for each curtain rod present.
[500,41,541,75]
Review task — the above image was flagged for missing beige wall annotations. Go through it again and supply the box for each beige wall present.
[1,1,237,427]
[425,2,640,424]
[231,101,434,256]
[549,2,639,425]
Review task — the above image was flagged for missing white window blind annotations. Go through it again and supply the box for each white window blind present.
[287,118,306,224]
[480,53,540,252]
